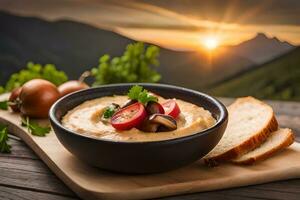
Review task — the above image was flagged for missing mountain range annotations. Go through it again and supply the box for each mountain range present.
[228,33,294,64]
[0,11,295,90]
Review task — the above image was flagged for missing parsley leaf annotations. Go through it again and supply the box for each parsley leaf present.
[0,100,8,110]
[0,124,11,153]
[103,104,120,119]
[127,85,158,105]
[138,92,158,104]
[21,117,51,137]
[127,85,143,100]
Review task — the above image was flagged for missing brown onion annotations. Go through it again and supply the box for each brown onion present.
[8,87,22,112]
[58,80,89,97]
[58,71,90,97]
[19,79,60,118]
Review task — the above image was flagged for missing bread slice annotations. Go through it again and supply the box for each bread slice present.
[204,97,278,166]
[232,128,294,164]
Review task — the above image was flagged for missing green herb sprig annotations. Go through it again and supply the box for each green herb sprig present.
[1,62,68,94]
[21,117,51,137]
[103,104,120,119]
[91,42,161,86]
[0,125,11,153]
[0,100,8,110]
[127,85,158,105]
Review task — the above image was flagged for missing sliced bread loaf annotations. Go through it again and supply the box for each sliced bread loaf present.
[204,97,278,166]
[232,128,294,164]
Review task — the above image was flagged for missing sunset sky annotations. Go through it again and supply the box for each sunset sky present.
[0,0,299,50]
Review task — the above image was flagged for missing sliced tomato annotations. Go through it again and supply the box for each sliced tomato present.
[111,102,147,130]
[162,99,181,118]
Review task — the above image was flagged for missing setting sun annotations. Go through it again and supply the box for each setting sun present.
[203,37,219,50]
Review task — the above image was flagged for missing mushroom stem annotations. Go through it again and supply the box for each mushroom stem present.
[78,71,91,83]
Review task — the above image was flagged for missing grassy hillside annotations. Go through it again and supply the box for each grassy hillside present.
[209,47,300,101]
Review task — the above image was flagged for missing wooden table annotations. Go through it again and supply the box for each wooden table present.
[1,98,300,200]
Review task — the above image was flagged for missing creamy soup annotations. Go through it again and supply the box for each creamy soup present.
[62,95,216,142]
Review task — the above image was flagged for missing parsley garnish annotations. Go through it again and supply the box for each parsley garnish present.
[0,100,8,110]
[0,124,11,153]
[103,104,119,119]
[127,85,158,105]
[21,117,51,137]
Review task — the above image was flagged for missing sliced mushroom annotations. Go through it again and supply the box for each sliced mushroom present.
[121,99,137,108]
[149,114,177,131]
[146,102,165,115]
[139,118,160,132]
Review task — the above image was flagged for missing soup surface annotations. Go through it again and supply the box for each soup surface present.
[62,95,216,142]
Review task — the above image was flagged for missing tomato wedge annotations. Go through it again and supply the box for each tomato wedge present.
[162,99,181,118]
[111,102,147,130]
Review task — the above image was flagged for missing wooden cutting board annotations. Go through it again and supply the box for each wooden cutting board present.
[0,94,300,200]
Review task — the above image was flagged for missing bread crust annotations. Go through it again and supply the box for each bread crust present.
[232,129,295,165]
[204,97,278,167]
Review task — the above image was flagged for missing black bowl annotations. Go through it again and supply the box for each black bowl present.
[49,83,228,174]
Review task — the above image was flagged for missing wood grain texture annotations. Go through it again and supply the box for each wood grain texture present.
[0,139,38,159]
[161,180,300,200]
[1,136,300,200]
[0,95,300,200]
[0,186,77,200]
[0,157,74,196]
[2,141,300,200]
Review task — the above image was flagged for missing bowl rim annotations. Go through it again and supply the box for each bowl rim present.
[49,83,228,144]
